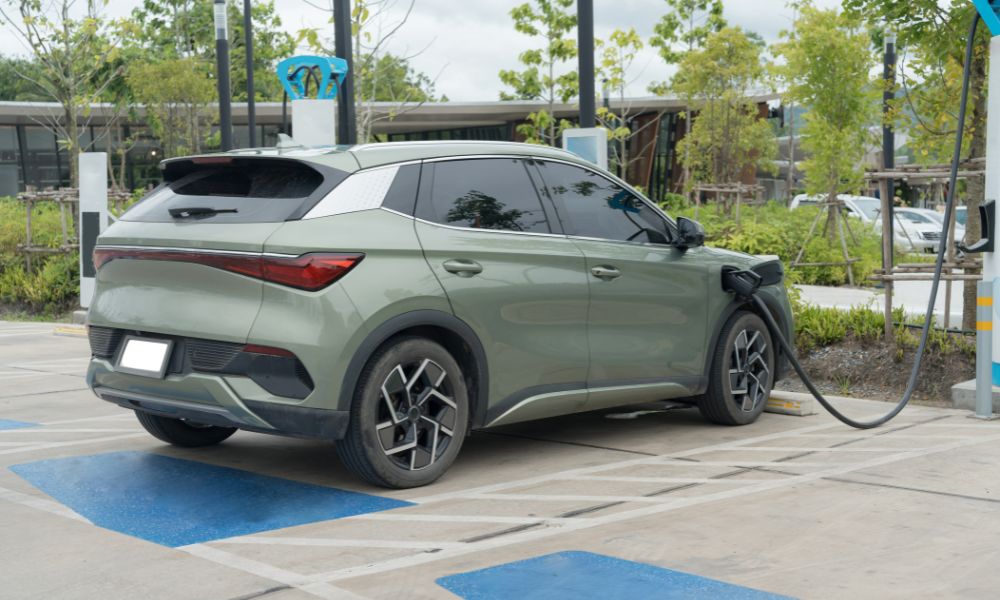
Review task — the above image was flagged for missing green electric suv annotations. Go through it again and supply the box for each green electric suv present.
[86,141,793,488]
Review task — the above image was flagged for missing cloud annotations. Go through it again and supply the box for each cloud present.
[0,0,844,101]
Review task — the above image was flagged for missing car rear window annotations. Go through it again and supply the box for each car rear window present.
[121,158,348,223]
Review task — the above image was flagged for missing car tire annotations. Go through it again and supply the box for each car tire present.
[699,311,775,426]
[134,411,237,447]
[336,336,470,489]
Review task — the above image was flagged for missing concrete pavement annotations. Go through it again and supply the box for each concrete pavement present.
[2,322,1000,599]
[797,280,967,327]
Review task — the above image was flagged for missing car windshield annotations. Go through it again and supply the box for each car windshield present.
[851,198,880,220]
[956,207,967,226]
[898,211,933,224]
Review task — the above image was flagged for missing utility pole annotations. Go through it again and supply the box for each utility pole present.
[333,0,357,145]
[882,28,897,264]
[785,103,796,205]
[577,0,595,128]
[214,0,233,151]
[243,0,256,147]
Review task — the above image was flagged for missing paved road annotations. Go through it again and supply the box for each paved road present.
[797,280,967,326]
[3,322,1000,599]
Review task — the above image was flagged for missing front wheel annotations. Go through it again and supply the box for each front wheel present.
[699,311,775,426]
[336,336,469,488]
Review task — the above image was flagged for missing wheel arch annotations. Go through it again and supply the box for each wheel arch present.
[704,293,791,385]
[339,309,490,429]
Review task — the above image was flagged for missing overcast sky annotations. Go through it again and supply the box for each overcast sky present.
[0,0,842,101]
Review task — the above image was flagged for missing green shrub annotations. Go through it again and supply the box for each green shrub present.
[673,201,884,286]
[0,197,80,316]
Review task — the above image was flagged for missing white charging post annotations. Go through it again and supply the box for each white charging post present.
[562,128,608,170]
[78,152,108,311]
[970,1,1000,415]
[291,98,337,147]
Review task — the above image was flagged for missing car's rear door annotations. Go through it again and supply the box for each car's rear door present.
[531,158,709,410]
[413,156,590,425]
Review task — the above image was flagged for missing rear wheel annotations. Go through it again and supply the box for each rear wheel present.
[699,311,774,426]
[336,336,469,489]
[134,412,237,447]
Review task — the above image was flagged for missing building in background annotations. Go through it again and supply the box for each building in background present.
[0,94,780,201]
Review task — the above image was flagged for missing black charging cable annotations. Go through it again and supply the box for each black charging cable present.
[729,13,980,429]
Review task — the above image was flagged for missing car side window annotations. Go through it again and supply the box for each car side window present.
[536,161,669,243]
[421,158,551,233]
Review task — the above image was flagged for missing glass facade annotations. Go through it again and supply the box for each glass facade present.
[0,112,676,195]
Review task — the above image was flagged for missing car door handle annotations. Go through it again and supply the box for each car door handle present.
[443,259,483,276]
[590,265,621,280]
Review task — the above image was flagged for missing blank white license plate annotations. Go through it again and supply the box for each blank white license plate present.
[117,337,173,378]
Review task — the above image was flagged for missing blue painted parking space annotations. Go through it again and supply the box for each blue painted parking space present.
[0,419,38,431]
[436,551,794,600]
[9,450,413,547]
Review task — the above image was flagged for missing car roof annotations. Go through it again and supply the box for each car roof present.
[169,141,596,173]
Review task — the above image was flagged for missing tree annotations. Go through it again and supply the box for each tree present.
[773,5,876,241]
[671,27,776,190]
[842,0,987,330]
[129,0,295,101]
[128,58,217,158]
[0,0,124,187]
[297,0,439,143]
[595,28,659,182]
[498,0,578,146]
[649,0,726,193]
[0,57,47,100]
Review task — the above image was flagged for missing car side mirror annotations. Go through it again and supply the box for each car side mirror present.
[675,217,705,250]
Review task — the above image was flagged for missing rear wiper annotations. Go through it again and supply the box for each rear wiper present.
[168,207,238,219]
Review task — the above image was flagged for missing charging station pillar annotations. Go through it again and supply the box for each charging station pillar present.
[987,36,1000,387]
[78,152,108,311]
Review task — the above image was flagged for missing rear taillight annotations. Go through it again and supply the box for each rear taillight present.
[93,248,363,291]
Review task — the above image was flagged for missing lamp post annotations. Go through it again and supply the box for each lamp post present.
[334,0,357,144]
[578,0,595,128]
[214,0,233,151]
[243,0,255,148]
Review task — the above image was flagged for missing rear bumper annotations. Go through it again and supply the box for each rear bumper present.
[88,359,350,440]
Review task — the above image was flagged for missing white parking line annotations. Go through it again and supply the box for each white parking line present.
[0,372,50,381]
[0,485,89,523]
[710,446,910,453]
[179,544,368,600]
[465,493,674,503]
[565,475,779,484]
[0,331,53,338]
[0,433,146,456]
[0,428,137,434]
[351,513,560,525]
[216,536,468,550]
[408,419,861,506]
[310,432,1000,584]
[42,413,134,426]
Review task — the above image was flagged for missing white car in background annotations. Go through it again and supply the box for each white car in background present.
[789,194,938,253]
[790,194,882,223]
[890,208,947,253]
[900,207,964,243]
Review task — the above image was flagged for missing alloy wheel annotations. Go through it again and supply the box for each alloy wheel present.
[728,328,770,412]
[375,358,458,470]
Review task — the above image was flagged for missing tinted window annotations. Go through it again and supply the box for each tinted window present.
[422,158,550,233]
[381,164,420,215]
[123,158,343,223]
[538,161,669,243]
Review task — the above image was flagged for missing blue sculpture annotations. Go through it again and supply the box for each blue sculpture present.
[276,55,349,100]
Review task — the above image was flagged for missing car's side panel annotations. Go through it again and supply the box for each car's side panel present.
[256,209,450,411]
[572,238,712,384]
[415,220,591,413]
